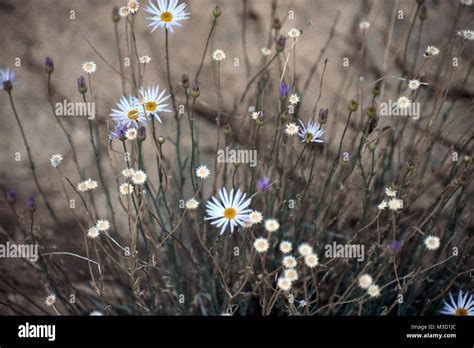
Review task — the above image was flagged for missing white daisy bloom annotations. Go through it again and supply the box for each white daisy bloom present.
[127,0,140,13]
[77,181,89,192]
[388,198,403,211]
[460,0,472,5]
[264,219,280,233]
[359,21,370,29]
[139,55,152,64]
[457,29,474,41]
[253,237,270,253]
[424,235,440,250]
[298,243,313,257]
[110,95,147,128]
[304,254,319,268]
[122,168,135,178]
[119,183,134,195]
[285,122,299,135]
[367,284,381,298]
[287,27,301,39]
[284,268,298,282]
[144,0,190,33]
[81,61,97,74]
[408,79,421,90]
[288,93,300,105]
[50,153,63,168]
[440,290,474,316]
[87,226,100,239]
[377,200,388,210]
[139,85,171,123]
[45,294,56,307]
[248,210,263,225]
[358,274,373,289]
[385,187,397,197]
[397,96,411,109]
[205,187,252,235]
[282,255,297,268]
[196,165,210,179]
[298,119,325,143]
[119,6,130,17]
[85,179,98,190]
[132,170,147,185]
[125,128,138,140]
[423,45,440,57]
[261,47,272,56]
[212,49,226,62]
[279,241,292,254]
[251,111,262,120]
[185,198,199,210]
[96,219,110,232]
[277,277,292,291]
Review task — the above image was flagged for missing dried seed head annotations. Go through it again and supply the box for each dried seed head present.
[213,5,221,18]
[272,17,281,30]
[366,106,376,118]
[348,100,359,112]
[319,108,329,124]
[181,74,189,89]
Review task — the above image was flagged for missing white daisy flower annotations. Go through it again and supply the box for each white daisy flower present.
[139,55,152,64]
[457,29,474,41]
[279,241,292,254]
[139,85,171,123]
[287,27,301,39]
[50,153,63,168]
[253,237,270,253]
[205,187,252,235]
[119,183,134,195]
[285,122,299,135]
[85,179,98,190]
[377,200,388,210]
[423,45,440,58]
[408,79,421,90]
[185,198,199,210]
[81,61,97,74]
[264,219,280,233]
[282,255,297,268]
[284,268,298,282]
[122,168,135,178]
[304,253,319,268]
[297,119,325,143]
[277,277,292,291]
[87,226,100,239]
[367,284,381,298]
[358,274,373,289]
[45,294,56,307]
[261,47,272,56]
[424,235,440,250]
[359,21,370,29]
[248,210,263,225]
[396,96,411,109]
[110,95,147,128]
[251,111,262,120]
[144,0,190,33]
[212,49,226,62]
[132,170,147,185]
[77,181,89,192]
[119,6,130,17]
[90,310,103,316]
[288,93,300,105]
[385,187,397,197]
[388,198,403,211]
[460,0,472,5]
[440,290,474,316]
[96,219,110,232]
[127,0,140,13]
[125,128,138,140]
[298,243,313,257]
[196,165,210,179]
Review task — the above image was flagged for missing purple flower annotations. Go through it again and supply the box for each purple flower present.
[77,76,87,94]
[257,176,270,192]
[138,126,146,140]
[389,240,403,252]
[109,122,128,140]
[276,35,286,52]
[27,195,36,212]
[279,81,291,98]
[44,57,54,73]
[6,189,16,203]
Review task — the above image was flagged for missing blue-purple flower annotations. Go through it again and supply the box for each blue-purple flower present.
[1,68,17,91]
[6,189,16,203]
[257,176,270,192]
[27,195,36,212]
[279,81,291,98]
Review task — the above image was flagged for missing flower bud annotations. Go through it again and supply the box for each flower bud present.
[276,35,286,52]
[366,106,376,118]
[272,18,281,30]
[213,5,221,18]
[6,189,16,204]
[223,124,231,135]
[158,136,165,145]
[191,80,200,98]
[181,74,190,89]
[27,195,36,213]
[348,100,359,112]
[77,76,87,94]
[112,6,121,22]
[44,57,54,74]
[368,143,376,152]
[463,155,471,166]
[138,126,146,141]
[419,5,427,21]
[319,108,329,124]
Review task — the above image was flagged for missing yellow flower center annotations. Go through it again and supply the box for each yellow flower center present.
[146,101,157,111]
[455,308,468,316]
[224,207,237,220]
[161,11,173,22]
[304,132,314,142]
[128,109,139,120]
